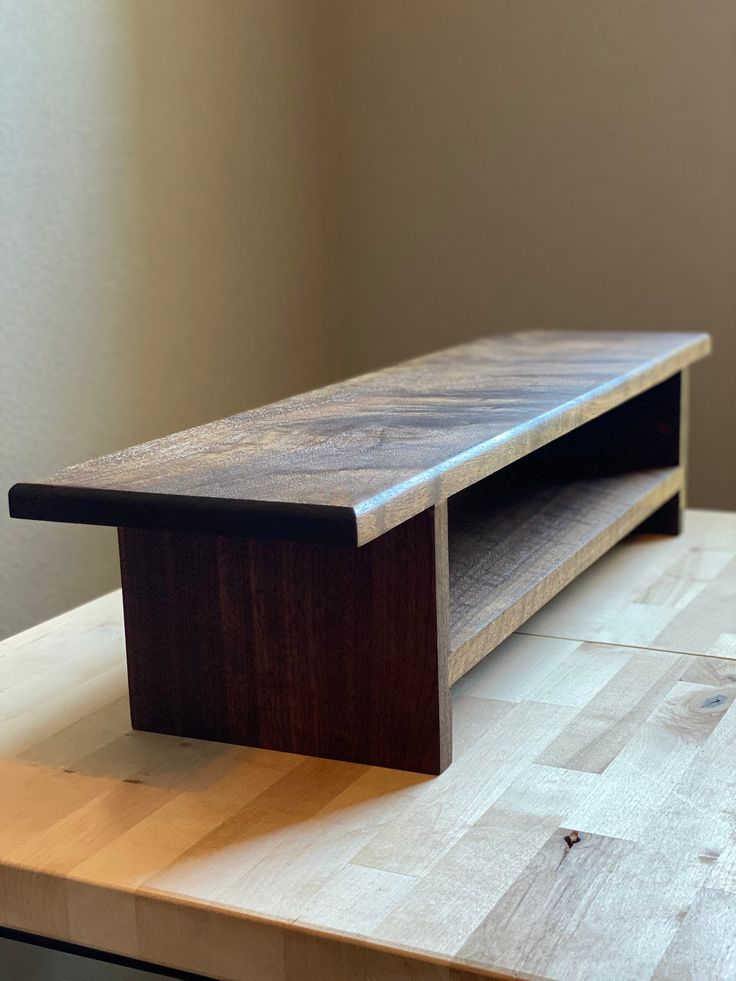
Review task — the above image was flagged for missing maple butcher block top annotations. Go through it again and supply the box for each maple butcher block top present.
[9,331,709,545]
[1,510,735,980]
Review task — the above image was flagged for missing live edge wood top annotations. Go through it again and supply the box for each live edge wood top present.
[9,331,709,545]
[2,509,736,981]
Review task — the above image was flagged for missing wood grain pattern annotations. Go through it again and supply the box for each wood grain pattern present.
[448,466,681,683]
[520,509,736,657]
[1,509,735,980]
[118,504,451,774]
[448,371,687,680]
[8,336,701,774]
[9,331,709,545]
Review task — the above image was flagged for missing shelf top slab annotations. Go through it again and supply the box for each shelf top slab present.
[10,330,710,545]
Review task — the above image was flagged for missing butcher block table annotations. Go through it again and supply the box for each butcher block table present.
[1,509,735,980]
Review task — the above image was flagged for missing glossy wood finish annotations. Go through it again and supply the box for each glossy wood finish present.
[9,331,709,545]
[1,510,736,981]
[119,505,451,774]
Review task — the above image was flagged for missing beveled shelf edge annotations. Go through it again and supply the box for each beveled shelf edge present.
[353,333,709,544]
[8,334,710,549]
[8,483,359,546]
[446,465,683,685]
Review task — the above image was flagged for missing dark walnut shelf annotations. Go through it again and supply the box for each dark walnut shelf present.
[10,331,708,546]
[9,331,710,773]
[448,465,681,683]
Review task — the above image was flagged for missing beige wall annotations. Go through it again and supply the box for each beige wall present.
[2,0,735,644]
[0,0,337,640]
[329,0,736,511]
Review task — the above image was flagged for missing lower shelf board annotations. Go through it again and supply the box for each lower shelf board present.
[447,464,682,684]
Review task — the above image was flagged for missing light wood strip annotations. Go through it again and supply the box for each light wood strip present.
[374,808,559,956]
[534,645,688,773]
[654,888,736,981]
[557,681,735,842]
[351,699,576,879]
[458,828,711,980]
[520,509,736,656]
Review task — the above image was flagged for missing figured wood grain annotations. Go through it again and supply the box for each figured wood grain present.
[445,366,686,688]
[118,504,451,774]
[1,511,736,980]
[447,466,682,683]
[9,331,709,545]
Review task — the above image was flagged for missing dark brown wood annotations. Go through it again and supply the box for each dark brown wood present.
[9,331,709,546]
[9,486,358,545]
[632,369,688,535]
[7,337,709,774]
[118,505,451,774]
[511,372,684,478]
[447,466,681,683]
[446,374,688,680]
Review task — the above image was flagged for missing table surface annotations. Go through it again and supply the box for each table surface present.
[9,331,708,544]
[1,509,735,981]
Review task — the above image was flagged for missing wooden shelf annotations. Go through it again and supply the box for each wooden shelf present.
[9,330,709,547]
[8,330,710,773]
[447,464,682,683]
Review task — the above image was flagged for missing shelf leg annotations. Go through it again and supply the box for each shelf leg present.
[635,369,688,536]
[117,504,451,774]
[636,492,682,535]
